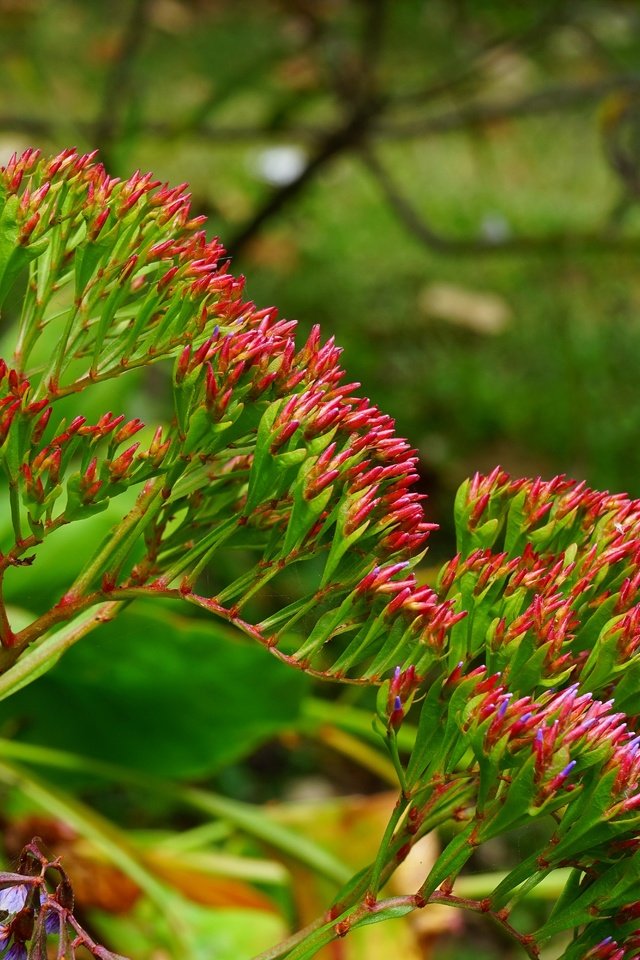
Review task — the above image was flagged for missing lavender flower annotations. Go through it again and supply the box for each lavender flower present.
[0,887,27,915]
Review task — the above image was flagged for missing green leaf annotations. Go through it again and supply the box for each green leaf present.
[574,594,619,654]
[0,194,23,306]
[405,679,446,786]
[551,769,618,859]
[282,461,334,556]
[536,853,640,940]
[470,516,500,550]
[420,823,476,899]
[453,479,471,551]
[244,398,285,512]
[74,233,114,299]
[478,755,536,840]
[503,488,528,555]
[352,900,415,928]
[543,868,586,930]
[0,604,309,778]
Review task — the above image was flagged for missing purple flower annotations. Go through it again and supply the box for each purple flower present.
[3,943,27,960]
[0,887,27,915]
[43,907,60,935]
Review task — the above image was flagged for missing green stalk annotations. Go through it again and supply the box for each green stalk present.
[180,786,352,885]
[308,723,399,785]
[249,917,327,960]
[66,475,165,598]
[454,869,573,901]
[0,600,124,697]
[302,697,417,754]
[8,478,22,543]
[366,794,408,897]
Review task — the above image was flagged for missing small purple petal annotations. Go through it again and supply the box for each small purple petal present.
[44,909,60,935]
[0,885,27,914]
[394,696,402,712]
[560,760,577,779]
[4,943,27,960]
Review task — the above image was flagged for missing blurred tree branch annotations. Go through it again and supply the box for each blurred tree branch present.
[228,0,389,257]
[1,75,638,145]
[93,0,154,169]
[378,76,640,139]
[1,1,638,259]
[359,147,640,255]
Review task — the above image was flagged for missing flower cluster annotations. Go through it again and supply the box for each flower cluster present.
[435,469,640,708]
[0,148,442,676]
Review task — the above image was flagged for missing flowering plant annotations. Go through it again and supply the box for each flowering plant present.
[0,148,639,959]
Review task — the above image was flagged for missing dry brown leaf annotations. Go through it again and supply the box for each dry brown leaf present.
[418,282,512,335]
[4,815,140,914]
[143,851,280,913]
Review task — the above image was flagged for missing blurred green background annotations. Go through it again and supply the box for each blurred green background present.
[1,2,640,957]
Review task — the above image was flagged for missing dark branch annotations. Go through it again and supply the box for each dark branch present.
[94,0,154,167]
[226,107,376,258]
[355,0,387,105]
[386,2,562,109]
[1,76,638,148]
[360,147,640,256]
[377,75,640,140]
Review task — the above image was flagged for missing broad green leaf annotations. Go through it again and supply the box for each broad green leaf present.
[0,604,308,778]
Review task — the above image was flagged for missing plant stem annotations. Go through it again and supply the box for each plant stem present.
[0,600,123,693]
[0,571,14,647]
[366,794,408,897]
[65,475,165,599]
[250,916,328,960]
[430,890,540,959]
[8,479,22,543]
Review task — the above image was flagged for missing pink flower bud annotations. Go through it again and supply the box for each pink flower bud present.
[109,443,140,481]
